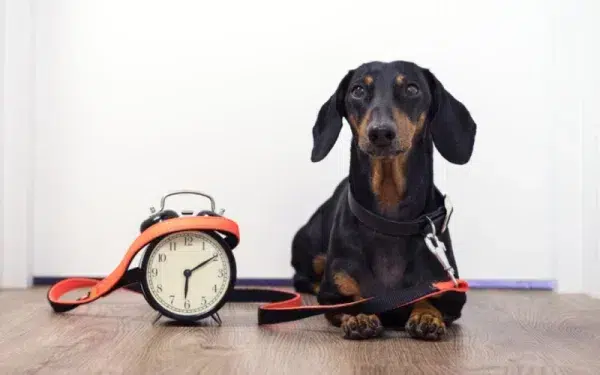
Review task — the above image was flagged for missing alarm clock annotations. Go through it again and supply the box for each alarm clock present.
[138,190,237,325]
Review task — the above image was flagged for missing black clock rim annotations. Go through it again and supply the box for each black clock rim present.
[139,229,238,323]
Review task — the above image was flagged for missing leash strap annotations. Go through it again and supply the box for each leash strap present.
[232,280,468,325]
[47,215,468,325]
[49,270,467,325]
[47,216,240,313]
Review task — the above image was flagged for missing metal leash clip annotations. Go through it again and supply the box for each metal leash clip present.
[424,217,458,287]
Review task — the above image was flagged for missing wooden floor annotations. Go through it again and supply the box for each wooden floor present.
[1,287,600,374]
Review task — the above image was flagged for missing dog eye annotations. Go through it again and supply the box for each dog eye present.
[406,84,419,96]
[351,86,366,99]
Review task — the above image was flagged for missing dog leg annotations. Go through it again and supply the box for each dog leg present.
[329,271,383,340]
[311,254,327,294]
[405,299,446,340]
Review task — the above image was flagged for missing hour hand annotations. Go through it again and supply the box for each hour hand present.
[183,270,191,298]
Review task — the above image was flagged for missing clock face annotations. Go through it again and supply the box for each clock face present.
[142,230,233,319]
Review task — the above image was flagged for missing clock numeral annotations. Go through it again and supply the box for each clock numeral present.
[217,269,224,278]
[201,296,207,306]
[169,242,177,251]
[212,284,217,293]
[184,299,191,309]
[169,295,175,304]
[184,236,194,246]
[202,241,206,250]
[157,284,163,292]
[212,251,218,261]
[158,253,166,262]
[151,268,158,277]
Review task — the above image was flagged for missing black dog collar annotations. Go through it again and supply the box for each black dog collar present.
[347,189,451,237]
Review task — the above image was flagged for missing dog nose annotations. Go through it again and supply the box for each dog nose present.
[367,124,396,147]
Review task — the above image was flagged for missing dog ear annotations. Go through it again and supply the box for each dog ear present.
[310,70,354,162]
[422,68,477,165]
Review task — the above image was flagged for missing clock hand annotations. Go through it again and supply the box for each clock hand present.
[181,255,216,299]
[183,273,190,299]
[189,254,217,274]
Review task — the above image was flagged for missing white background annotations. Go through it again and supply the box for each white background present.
[2,0,599,295]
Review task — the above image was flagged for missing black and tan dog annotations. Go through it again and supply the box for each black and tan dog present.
[290,60,477,340]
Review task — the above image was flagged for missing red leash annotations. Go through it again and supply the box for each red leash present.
[47,214,468,325]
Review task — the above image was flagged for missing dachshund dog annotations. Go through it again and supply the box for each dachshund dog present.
[290,60,477,340]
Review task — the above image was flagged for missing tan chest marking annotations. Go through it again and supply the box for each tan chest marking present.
[370,155,408,212]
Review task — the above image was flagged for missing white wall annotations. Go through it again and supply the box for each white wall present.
[0,0,5,286]
[0,0,595,291]
[576,0,600,298]
[1,0,35,288]
[548,0,600,294]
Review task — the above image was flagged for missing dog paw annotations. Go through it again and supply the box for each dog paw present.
[341,314,383,340]
[405,309,446,341]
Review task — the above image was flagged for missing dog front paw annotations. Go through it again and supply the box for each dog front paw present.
[341,313,383,340]
[405,302,446,341]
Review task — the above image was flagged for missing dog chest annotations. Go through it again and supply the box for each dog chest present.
[368,239,411,288]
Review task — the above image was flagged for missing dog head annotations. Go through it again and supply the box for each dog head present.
[310,61,477,164]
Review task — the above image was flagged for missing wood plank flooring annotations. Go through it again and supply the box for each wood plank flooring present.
[1,287,599,374]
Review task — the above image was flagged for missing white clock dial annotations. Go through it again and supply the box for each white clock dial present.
[144,231,232,318]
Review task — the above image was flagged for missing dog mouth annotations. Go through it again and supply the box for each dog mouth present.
[359,141,406,158]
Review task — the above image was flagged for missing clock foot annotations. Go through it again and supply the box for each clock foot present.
[152,312,163,325]
[211,312,222,326]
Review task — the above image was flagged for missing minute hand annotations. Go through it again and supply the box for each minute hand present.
[189,255,217,274]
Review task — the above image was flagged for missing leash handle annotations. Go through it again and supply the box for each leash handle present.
[46,216,240,312]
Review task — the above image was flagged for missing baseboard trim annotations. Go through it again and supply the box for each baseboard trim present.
[32,276,556,290]
[466,279,555,290]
